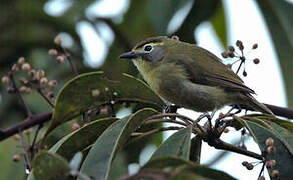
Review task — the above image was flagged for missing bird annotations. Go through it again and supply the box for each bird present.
[119,36,273,115]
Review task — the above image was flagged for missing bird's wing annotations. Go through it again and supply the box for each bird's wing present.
[168,44,255,94]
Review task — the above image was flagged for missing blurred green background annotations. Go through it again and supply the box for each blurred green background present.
[0,0,292,179]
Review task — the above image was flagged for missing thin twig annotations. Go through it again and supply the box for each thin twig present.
[257,161,266,179]
[126,126,182,146]
[61,47,78,76]
[37,88,54,107]
[19,130,31,172]
[147,113,193,125]
[9,72,32,116]
[29,124,43,156]
[144,118,187,126]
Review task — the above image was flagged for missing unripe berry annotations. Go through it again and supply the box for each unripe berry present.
[21,63,31,71]
[11,64,19,72]
[48,49,58,56]
[36,70,45,79]
[253,58,260,64]
[265,137,274,146]
[13,154,21,162]
[267,146,276,154]
[221,51,229,58]
[40,77,48,85]
[18,57,25,64]
[228,46,235,52]
[72,123,80,131]
[19,86,27,93]
[13,134,21,141]
[246,163,254,170]
[54,37,62,45]
[266,159,276,168]
[92,89,100,97]
[48,80,57,87]
[7,87,16,93]
[56,56,65,63]
[271,170,279,178]
[236,40,243,47]
[2,76,10,84]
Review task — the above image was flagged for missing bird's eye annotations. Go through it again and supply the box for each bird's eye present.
[144,45,153,52]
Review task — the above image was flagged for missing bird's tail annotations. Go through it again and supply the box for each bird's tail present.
[240,94,274,115]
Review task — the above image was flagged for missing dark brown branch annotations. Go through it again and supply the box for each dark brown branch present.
[236,103,293,119]
[0,111,52,141]
[205,138,263,160]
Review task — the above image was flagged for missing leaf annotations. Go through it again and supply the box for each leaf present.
[210,1,227,47]
[69,152,83,171]
[172,165,237,180]
[140,157,236,180]
[147,0,189,34]
[241,115,293,154]
[256,0,293,107]
[49,117,118,160]
[239,119,293,179]
[151,126,192,160]
[189,136,202,164]
[175,0,221,43]
[32,151,70,180]
[45,72,163,136]
[78,108,157,180]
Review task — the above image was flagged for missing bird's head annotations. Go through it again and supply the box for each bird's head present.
[119,36,178,68]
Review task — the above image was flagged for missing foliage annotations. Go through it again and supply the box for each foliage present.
[0,0,292,180]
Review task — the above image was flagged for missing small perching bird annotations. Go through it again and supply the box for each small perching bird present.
[119,36,273,115]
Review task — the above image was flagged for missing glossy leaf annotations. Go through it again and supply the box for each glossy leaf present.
[240,119,293,179]
[78,108,157,180]
[151,126,192,160]
[141,157,236,180]
[210,1,227,47]
[32,151,70,180]
[256,0,293,107]
[49,117,118,160]
[45,72,163,136]
[241,115,293,154]
[172,165,237,180]
[175,0,221,43]
[147,0,189,34]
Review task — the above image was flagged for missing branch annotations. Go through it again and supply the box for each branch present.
[0,111,52,141]
[205,138,263,160]
[236,103,293,119]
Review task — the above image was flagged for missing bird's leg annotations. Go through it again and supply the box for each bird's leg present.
[164,104,178,120]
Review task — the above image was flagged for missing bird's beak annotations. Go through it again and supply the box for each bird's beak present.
[119,51,143,59]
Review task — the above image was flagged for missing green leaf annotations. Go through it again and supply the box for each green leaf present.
[147,0,190,34]
[45,72,163,136]
[256,0,293,107]
[141,157,236,180]
[241,115,293,154]
[69,152,83,171]
[78,108,157,180]
[210,1,227,47]
[49,117,118,160]
[172,165,237,180]
[151,126,192,160]
[240,119,293,179]
[32,151,70,180]
[189,136,202,164]
[175,0,221,43]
